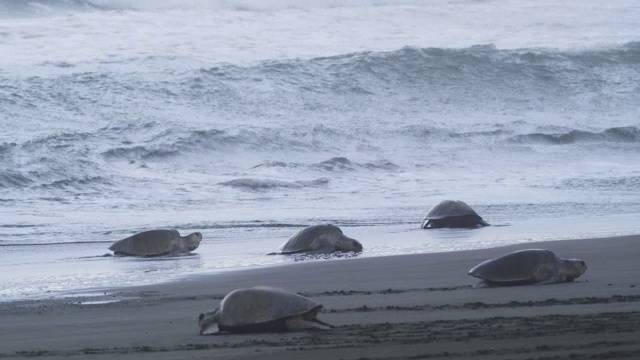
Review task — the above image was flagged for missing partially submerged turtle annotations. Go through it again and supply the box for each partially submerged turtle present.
[109,229,202,256]
[271,224,363,255]
[468,249,587,287]
[422,200,489,229]
[198,286,334,335]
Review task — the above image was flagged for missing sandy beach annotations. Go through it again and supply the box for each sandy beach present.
[1,234,639,359]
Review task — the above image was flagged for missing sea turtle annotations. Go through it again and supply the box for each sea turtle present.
[108,229,202,256]
[270,224,363,255]
[198,286,334,335]
[421,200,489,229]
[468,249,587,287]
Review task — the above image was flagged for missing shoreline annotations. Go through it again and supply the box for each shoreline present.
[2,213,639,304]
[1,234,639,359]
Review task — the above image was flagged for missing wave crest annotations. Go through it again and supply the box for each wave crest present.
[250,157,399,172]
[508,126,640,145]
[0,170,34,188]
[562,176,640,191]
[312,157,399,171]
[0,0,435,16]
[38,176,112,190]
[218,177,329,191]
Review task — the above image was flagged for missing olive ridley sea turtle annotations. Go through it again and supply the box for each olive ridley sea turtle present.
[422,200,489,229]
[270,224,363,255]
[468,249,587,287]
[108,229,202,256]
[198,286,334,334]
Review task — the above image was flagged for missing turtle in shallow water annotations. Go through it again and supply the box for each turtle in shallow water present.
[270,224,363,255]
[421,200,489,229]
[198,286,334,335]
[468,249,587,287]
[108,229,202,256]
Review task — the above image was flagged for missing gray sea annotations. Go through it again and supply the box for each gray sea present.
[1,0,639,301]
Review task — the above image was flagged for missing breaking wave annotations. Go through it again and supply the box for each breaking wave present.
[183,42,640,113]
[11,43,638,120]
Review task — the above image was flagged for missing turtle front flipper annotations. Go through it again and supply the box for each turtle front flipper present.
[533,262,560,283]
[199,310,221,335]
[309,236,337,253]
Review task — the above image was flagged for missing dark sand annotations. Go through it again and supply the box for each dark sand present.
[1,235,639,359]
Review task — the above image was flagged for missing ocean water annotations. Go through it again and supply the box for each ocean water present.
[1,0,639,301]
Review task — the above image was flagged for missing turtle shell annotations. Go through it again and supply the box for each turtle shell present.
[468,249,559,285]
[217,286,322,329]
[109,229,180,256]
[278,224,347,253]
[422,200,489,228]
[426,200,480,219]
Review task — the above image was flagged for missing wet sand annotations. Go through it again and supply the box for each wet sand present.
[1,235,639,359]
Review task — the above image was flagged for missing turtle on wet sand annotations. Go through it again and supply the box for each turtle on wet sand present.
[198,286,334,335]
[108,229,202,256]
[468,249,587,287]
[422,200,489,229]
[270,224,363,255]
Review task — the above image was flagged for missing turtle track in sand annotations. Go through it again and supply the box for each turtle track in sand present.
[5,311,640,359]
[322,293,640,313]
[3,292,640,359]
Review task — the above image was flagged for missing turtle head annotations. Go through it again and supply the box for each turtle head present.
[183,232,203,252]
[562,258,587,281]
[198,308,221,335]
[336,235,363,253]
[317,225,363,253]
